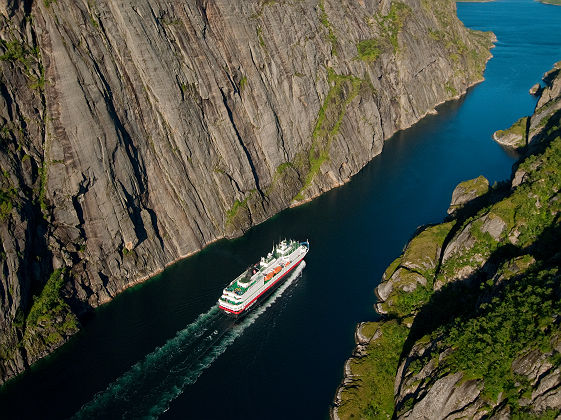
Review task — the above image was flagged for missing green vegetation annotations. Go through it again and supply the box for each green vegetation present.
[402,222,455,280]
[444,82,458,97]
[257,26,266,48]
[122,247,136,258]
[19,268,79,359]
[318,1,337,56]
[356,2,411,62]
[392,285,432,318]
[374,2,411,53]
[337,321,409,419]
[26,269,75,329]
[382,256,402,280]
[377,222,455,317]
[448,176,489,214]
[239,75,248,93]
[226,190,255,225]
[356,39,381,62]
[294,68,372,200]
[0,40,32,67]
[441,265,560,402]
[313,68,364,139]
[275,162,294,175]
[0,188,15,222]
[424,0,493,80]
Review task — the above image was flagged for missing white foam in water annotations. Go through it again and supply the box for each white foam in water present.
[74,261,305,419]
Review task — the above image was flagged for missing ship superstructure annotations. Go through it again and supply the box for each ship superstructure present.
[218,239,309,316]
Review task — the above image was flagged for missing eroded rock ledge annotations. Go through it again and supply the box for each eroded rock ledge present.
[333,63,561,419]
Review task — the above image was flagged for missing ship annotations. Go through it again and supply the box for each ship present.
[218,239,309,317]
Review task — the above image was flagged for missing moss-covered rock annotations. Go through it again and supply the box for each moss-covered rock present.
[333,320,409,420]
[447,175,489,215]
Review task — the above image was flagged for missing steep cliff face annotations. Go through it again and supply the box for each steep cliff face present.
[0,0,492,383]
[334,64,561,419]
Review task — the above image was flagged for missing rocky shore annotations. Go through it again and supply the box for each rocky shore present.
[333,62,561,419]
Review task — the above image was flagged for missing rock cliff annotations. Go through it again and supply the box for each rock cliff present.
[0,0,493,383]
[333,63,561,419]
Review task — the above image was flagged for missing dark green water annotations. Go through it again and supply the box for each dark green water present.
[2,0,561,418]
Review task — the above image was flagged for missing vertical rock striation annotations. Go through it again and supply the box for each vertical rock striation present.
[0,0,492,383]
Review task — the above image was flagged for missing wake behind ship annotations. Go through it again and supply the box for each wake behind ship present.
[218,239,309,317]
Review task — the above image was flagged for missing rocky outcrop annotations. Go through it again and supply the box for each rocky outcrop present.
[530,83,541,96]
[334,63,561,419]
[447,175,489,214]
[494,60,561,151]
[0,0,493,383]
[492,116,528,149]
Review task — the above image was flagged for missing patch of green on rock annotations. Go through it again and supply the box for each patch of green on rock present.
[256,26,266,48]
[0,188,15,222]
[337,320,409,420]
[356,39,381,62]
[294,68,372,200]
[0,39,32,68]
[239,75,248,93]
[371,2,411,54]
[393,283,432,318]
[494,116,528,148]
[313,68,365,140]
[444,82,458,97]
[359,322,381,340]
[460,176,490,198]
[26,269,68,327]
[383,256,402,280]
[275,162,294,175]
[318,1,338,56]
[401,222,455,280]
[226,190,255,225]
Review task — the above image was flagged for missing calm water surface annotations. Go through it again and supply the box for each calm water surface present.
[2,0,561,418]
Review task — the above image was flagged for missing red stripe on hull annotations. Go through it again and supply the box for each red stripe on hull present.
[219,257,305,315]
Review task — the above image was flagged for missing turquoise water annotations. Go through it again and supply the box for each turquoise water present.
[1,1,561,418]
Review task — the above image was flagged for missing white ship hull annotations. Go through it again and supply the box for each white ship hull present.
[218,240,309,316]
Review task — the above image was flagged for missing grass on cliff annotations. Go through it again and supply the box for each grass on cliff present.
[225,190,256,226]
[360,1,410,61]
[294,68,369,200]
[26,269,69,326]
[0,188,15,222]
[22,268,79,356]
[337,320,408,419]
[356,39,381,62]
[318,1,337,56]
[369,2,411,54]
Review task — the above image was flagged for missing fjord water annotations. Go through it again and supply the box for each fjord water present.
[2,1,561,418]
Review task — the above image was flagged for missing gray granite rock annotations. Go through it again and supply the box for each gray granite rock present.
[0,0,494,383]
